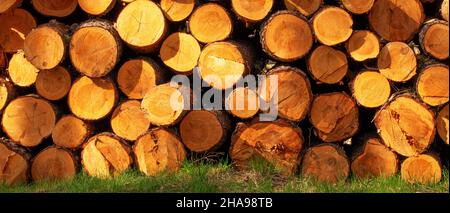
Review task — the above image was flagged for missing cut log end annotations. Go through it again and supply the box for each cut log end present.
[78,0,116,16]
[81,133,132,178]
[378,42,417,82]
[341,0,375,14]
[68,76,117,121]
[301,144,350,183]
[351,137,398,179]
[437,104,449,145]
[346,30,380,61]
[52,115,90,149]
[0,8,36,53]
[160,0,195,22]
[375,96,435,157]
[310,92,359,142]
[261,11,313,62]
[31,146,77,182]
[111,100,151,141]
[416,64,449,107]
[401,154,442,184]
[35,66,72,101]
[0,140,29,186]
[226,87,260,119]
[160,32,201,74]
[2,96,56,147]
[32,0,78,17]
[308,45,348,84]
[134,128,187,176]
[189,3,232,43]
[283,0,322,16]
[352,71,391,108]
[231,0,274,23]
[312,7,353,46]
[7,51,39,87]
[420,21,449,60]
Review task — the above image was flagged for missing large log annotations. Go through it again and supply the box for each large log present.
[378,42,417,83]
[160,32,201,74]
[0,9,36,53]
[0,138,30,186]
[111,100,151,141]
[31,0,78,17]
[419,20,449,60]
[31,146,78,182]
[52,115,92,149]
[312,7,353,46]
[307,45,348,84]
[351,71,391,108]
[7,51,39,87]
[401,153,442,184]
[346,30,380,62]
[35,65,72,101]
[188,3,233,44]
[416,64,449,107]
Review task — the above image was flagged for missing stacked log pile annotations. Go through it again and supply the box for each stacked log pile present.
[0,0,448,186]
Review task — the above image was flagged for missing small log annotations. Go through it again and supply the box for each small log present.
[35,65,72,101]
[230,119,304,175]
[437,104,449,145]
[198,41,253,90]
[378,42,417,82]
[225,87,260,119]
[419,20,449,60]
[78,0,116,16]
[346,30,380,62]
[0,139,30,186]
[312,7,353,46]
[416,64,449,107]
[375,95,435,157]
[69,19,122,78]
[231,0,274,25]
[351,71,391,108]
[111,100,151,141]
[31,0,78,17]
[442,0,449,22]
[0,8,36,53]
[180,110,231,153]
[81,133,133,178]
[340,0,375,14]
[160,0,195,22]
[369,0,425,42]
[351,137,398,179]
[309,92,359,142]
[301,143,350,183]
[68,76,117,121]
[0,0,22,13]
[260,11,313,62]
[116,0,167,52]
[2,96,57,147]
[7,51,39,87]
[308,45,348,84]
[160,32,201,74]
[283,0,322,17]
[31,146,78,182]
[52,115,91,149]
[189,3,233,43]
[259,66,313,122]
[0,76,16,111]
[401,153,442,184]
[117,58,167,100]
[133,128,187,176]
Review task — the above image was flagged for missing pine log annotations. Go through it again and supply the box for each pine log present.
[160,32,201,74]
[2,96,56,147]
[351,137,398,179]
[309,92,359,142]
[188,3,233,43]
[0,8,36,53]
[369,0,425,42]
[160,0,195,22]
[346,30,380,62]
[0,138,30,186]
[35,65,72,101]
[351,71,391,108]
[7,51,39,87]
[301,143,350,183]
[78,0,116,16]
[0,76,16,111]
[116,0,167,52]
[308,45,348,84]
[225,87,260,119]
[133,127,187,176]
[231,0,274,25]
[141,83,189,126]
[111,100,151,141]
[117,58,167,100]
[198,41,253,90]
[375,95,435,157]
[312,7,353,46]
[260,11,313,62]
[31,0,78,17]
[401,153,442,184]
[442,0,449,22]
[259,66,313,122]
[0,0,22,13]
[52,115,91,149]
[283,0,322,17]
[340,0,375,14]
[68,76,117,121]
[416,64,449,107]
[419,20,449,60]
[69,19,122,78]
[31,146,77,182]
[180,110,231,153]
[437,104,449,145]
[378,42,417,82]
[81,133,133,178]
[230,119,304,175]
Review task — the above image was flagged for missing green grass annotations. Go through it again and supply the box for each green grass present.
[1,160,448,193]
